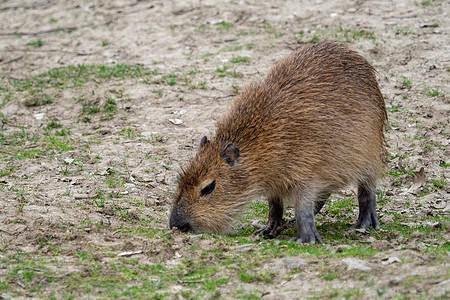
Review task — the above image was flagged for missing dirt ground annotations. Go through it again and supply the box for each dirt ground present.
[0,0,449,299]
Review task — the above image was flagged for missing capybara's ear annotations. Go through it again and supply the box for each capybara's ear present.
[200,136,208,147]
[220,143,240,167]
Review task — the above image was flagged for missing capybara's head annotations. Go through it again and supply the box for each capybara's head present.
[169,136,247,233]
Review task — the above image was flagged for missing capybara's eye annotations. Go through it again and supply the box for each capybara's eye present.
[200,180,216,196]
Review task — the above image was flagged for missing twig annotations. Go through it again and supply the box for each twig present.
[0,228,13,235]
[57,272,74,278]
[118,250,143,257]
[16,280,25,288]
[25,266,46,272]
[215,94,234,100]
[4,47,98,56]
[106,0,145,9]
[0,26,80,36]
[0,55,24,65]
[0,2,53,12]
[0,150,16,156]
[178,279,204,284]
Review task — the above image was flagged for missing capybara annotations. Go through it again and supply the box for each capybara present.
[170,41,387,243]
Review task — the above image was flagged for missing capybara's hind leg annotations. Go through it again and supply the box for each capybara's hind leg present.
[255,196,284,238]
[291,188,322,244]
[314,193,330,215]
[355,177,380,229]
[285,192,330,226]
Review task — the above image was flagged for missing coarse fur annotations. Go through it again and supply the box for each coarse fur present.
[170,41,387,242]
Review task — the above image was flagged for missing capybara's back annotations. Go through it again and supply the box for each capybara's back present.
[170,41,387,243]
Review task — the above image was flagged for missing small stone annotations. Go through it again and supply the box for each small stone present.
[235,244,255,251]
[64,158,74,164]
[173,109,186,115]
[281,257,306,270]
[342,257,371,271]
[252,219,264,229]
[33,113,45,120]
[169,118,183,125]
[210,19,224,25]
[118,250,143,257]
[335,245,351,253]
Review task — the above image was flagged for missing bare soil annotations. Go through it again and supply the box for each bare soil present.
[0,0,448,299]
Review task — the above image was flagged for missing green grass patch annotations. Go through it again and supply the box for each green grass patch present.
[322,196,354,219]
[430,177,446,189]
[420,0,435,8]
[161,73,177,85]
[320,267,341,281]
[230,56,250,63]
[9,64,142,92]
[294,25,377,44]
[26,38,44,47]
[195,24,210,32]
[400,76,412,87]
[120,127,140,139]
[427,88,443,97]
[0,166,15,177]
[43,135,74,152]
[220,45,243,52]
[439,161,449,168]
[386,167,415,177]
[215,65,243,78]
[387,104,399,112]
[214,21,233,30]
[24,93,53,106]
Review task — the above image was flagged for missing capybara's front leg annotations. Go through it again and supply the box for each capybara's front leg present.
[255,196,285,238]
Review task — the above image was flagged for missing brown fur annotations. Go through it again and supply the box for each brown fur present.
[171,41,387,234]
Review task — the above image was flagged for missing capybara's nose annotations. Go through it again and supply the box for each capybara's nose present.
[175,222,192,232]
[169,207,192,232]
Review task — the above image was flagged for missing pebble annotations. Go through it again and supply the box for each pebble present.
[33,113,45,120]
[169,118,183,125]
[342,257,371,271]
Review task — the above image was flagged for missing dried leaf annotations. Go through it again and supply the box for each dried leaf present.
[413,167,426,186]
[398,157,405,171]
[382,256,402,265]
[408,167,426,194]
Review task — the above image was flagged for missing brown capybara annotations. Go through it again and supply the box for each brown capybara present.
[170,41,387,243]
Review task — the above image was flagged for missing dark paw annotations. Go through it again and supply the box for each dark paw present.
[354,211,380,229]
[290,229,322,244]
[254,219,287,238]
